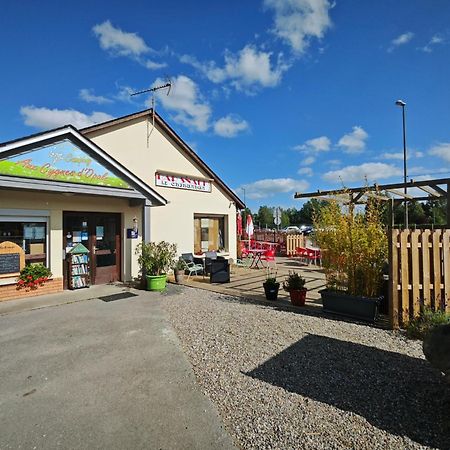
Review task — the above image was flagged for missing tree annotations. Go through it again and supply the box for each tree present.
[281,210,290,228]
[299,199,328,224]
[256,205,274,228]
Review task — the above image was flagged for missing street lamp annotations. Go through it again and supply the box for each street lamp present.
[395,99,408,228]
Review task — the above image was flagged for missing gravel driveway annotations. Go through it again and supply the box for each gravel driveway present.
[163,286,450,450]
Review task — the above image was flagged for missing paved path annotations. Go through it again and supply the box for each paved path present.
[0,285,236,450]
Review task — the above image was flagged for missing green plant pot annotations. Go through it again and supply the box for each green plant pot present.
[146,274,167,291]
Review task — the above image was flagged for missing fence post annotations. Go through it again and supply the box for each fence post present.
[389,229,400,329]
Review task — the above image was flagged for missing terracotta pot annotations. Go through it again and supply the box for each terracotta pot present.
[289,288,307,306]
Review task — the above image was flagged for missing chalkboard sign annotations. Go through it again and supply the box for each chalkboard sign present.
[0,253,20,275]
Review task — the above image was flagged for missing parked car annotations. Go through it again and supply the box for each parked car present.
[282,226,302,233]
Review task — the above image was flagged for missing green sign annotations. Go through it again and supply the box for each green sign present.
[0,139,130,189]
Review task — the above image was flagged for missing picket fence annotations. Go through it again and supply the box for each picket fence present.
[389,229,450,328]
[285,234,306,256]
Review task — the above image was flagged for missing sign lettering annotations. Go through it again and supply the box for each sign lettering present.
[155,173,212,193]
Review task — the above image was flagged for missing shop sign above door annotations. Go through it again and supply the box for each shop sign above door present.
[155,172,212,193]
[0,140,131,189]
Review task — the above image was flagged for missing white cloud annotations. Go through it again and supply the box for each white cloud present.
[388,32,414,52]
[323,162,402,183]
[264,0,333,54]
[20,106,113,129]
[93,21,166,70]
[79,88,113,105]
[419,34,444,53]
[301,156,316,165]
[93,20,150,56]
[181,45,290,93]
[298,167,313,176]
[145,59,168,70]
[429,142,450,162]
[380,151,404,160]
[295,135,330,152]
[328,159,341,166]
[213,115,249,138]
[337,126,368,153]
[151,75,211,132]
[239,178,309,200]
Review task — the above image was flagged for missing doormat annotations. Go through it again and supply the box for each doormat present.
[99,292,138,302]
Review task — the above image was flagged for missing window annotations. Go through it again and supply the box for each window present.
[0,221,47,265]
[194,216,226,253]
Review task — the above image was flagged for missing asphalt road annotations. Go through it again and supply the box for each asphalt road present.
[0,287,236,450]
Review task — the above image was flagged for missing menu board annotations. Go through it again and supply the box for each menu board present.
[0,253,20,275]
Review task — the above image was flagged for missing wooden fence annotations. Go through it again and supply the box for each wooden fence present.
[389,229,450,328]
[285,234,306,256]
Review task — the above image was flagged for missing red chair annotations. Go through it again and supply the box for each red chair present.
[295,247,308,263]
[261,249,276,269]
[306,249,321,266]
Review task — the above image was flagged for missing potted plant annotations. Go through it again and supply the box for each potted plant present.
[16,264,52,290]
[263,269,279,300]
[173,258,185,284]
[313,197,387,322]
[136,241,177,291]
[283,271,307,306]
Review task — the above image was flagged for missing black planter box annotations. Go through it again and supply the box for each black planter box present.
[263,282,280,301]
[320,289,381,323]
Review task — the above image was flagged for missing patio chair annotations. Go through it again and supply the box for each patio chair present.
[181,258,204,280]
[204,251,218,275]
[235,257,252,268]
[210,259,230,283]
[261,249,276,269]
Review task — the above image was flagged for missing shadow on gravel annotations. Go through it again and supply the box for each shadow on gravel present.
[245,334,450,448]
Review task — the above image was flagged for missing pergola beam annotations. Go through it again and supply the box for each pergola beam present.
[385,188,414,199]
[294,177,450,202]
[417,185,443,197]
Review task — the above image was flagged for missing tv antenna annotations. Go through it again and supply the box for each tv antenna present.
[131,78,172,146]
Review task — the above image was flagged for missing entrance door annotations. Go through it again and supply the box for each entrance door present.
[63,212,121,286]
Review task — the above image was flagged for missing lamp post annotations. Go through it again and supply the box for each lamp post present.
[395,99,408,228]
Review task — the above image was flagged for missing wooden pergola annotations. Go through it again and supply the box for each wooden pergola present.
[294,177,450,226]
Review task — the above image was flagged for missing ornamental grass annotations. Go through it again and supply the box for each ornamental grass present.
[313,198,388,298]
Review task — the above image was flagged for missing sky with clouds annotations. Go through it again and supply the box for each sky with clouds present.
[1,0,450,211]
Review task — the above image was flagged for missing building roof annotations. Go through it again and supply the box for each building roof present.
[0,125,167,205]
[81,109,245,209]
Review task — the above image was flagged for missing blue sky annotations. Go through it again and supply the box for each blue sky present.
[1,0,450,212]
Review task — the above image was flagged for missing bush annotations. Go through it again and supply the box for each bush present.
[17,264,52,289]
[136,241,177,276]
[313,197,387,298]
[283,271,306,292]
[406,307,450,340]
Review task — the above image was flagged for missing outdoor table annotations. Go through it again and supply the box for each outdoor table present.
[306,246,321,265]
[248,249,266,269]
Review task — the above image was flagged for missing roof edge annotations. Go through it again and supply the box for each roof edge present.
[81,109,245,209]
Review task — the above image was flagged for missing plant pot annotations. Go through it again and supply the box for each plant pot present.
[320,289,381,322]
[289,288,307,306]
[174,270,184,284]
[146,274,167,291]
[263,282,280,301]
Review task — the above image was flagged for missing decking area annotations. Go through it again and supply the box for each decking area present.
[171,256,326,311]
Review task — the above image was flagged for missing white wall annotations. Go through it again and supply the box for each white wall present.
[86,116,237,259]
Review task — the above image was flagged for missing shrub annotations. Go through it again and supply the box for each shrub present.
[406,307,450,340]
[17,264,52,290]
[313,197,387,298]
[283,271,306,292]
[136,241,177,276]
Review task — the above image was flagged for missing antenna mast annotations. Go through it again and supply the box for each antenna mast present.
[131,79,172,146]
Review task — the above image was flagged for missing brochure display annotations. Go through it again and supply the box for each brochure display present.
[67,243,90,290]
